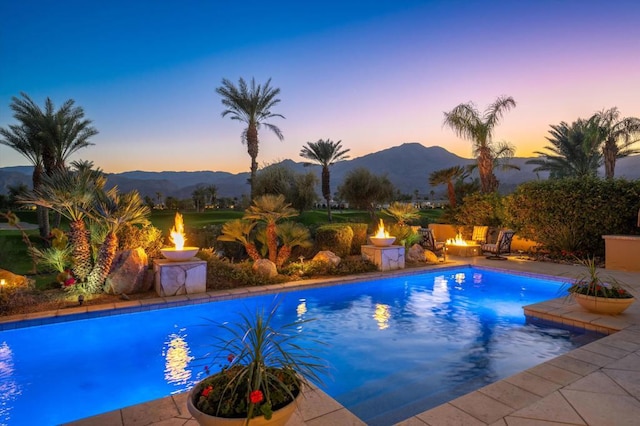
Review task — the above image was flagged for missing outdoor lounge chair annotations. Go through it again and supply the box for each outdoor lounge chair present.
[418,227,444,254]
[481,230,515,260]
[471,226,489,244]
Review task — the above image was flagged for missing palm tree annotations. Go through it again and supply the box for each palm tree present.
[429,166,467,208]
[591,107,640,179]
[526,120,602,179]
[244,194,298,264]
[85,188,150,292]
[216,77,284,200]
[299,139,350,222]
[384,202,420,226]
[19,167,106,282]
[275,222,313,268]
[443,96,516,193]
[217,219,261,261]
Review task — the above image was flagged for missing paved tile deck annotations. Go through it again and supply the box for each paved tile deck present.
[5,256,640,425]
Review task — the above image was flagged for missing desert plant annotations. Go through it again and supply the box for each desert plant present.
[315,224,353,257]
[189,301,326,422]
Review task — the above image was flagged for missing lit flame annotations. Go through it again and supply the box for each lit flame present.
[170,212,186,250]
[446,232,468,246]
[374,219,390,238]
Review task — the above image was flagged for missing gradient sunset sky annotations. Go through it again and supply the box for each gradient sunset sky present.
[1,0,639,174]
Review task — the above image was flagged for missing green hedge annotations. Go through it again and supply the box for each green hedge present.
[315,224,354,257]
[503,178,640,255]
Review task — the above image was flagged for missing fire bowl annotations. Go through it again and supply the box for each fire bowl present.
[160,247,199,262]
[370,237,396,247]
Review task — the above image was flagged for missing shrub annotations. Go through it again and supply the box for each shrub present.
[503,178,640,255]
[315,224,354,257]
[117,223,164,260]
[346,223,369,254]
[197,249,285,291]
[280,257,377,278]
[454,192,505,228]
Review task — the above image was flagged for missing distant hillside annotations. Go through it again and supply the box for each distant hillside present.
[2,143,640,199]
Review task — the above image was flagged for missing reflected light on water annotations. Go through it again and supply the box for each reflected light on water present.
[162,329,194,387]
[454,273,466,284]
[373,304,391,330]
[0,341,20,424]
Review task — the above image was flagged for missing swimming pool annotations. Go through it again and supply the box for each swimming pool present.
[0,266,599,425]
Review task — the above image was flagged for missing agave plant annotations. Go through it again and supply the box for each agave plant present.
[85,188,150,293]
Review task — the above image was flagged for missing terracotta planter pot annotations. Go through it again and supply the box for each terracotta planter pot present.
[186,380,300,426]
[572,293,635,315]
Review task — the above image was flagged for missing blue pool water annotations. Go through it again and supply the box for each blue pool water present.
[0,267,599,425]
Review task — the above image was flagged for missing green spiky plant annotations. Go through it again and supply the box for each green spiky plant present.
[566,257,633,299]
[85,188,150,293]
[217,219,261,261]
[190,300,327,422]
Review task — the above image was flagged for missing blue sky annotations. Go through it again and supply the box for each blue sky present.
[1,0,639,173]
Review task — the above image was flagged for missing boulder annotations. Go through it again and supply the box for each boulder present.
[0,268,33,289]
[406,244,425,262]
[252,259,278,278]
[424,250,439,264]
[104,248,150,295]
[313,250,341,266]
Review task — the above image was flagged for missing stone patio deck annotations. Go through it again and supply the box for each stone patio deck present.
[4,256,640,426]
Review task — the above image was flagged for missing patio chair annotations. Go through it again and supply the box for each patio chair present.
[418,227,444,254]
[481,230,515,260]
[471,226,489,244]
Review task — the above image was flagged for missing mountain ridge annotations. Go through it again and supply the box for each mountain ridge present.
[2,142,639,199]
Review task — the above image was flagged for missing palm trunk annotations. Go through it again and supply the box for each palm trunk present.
[69,219,93,281]
[446,182,456,208]
[86,232,118,293]
[245,243,261,261]
[266,223,278,264]
[322,166,332,222]
[478,147,498,193]
[603,139,617,179]
[276,246,291,269]
[246,124,259,200]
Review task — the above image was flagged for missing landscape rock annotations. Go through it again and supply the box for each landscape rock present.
[104,248,150,294]
[424,250,439,263]
[313,250,341,266]
[406,244,425,262]
[0,268,33,289]
[252,259,278,278]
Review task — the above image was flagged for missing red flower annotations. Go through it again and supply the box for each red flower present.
[227,354,234,363]
[63,277,76,286]
[249,390,263,404]
[201,385,213,398]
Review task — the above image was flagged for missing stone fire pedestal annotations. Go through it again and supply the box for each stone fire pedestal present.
[154,258,207,297]
[361,245,405,271]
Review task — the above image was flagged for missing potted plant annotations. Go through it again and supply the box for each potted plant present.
[566,257,635,315]
[187,300,327,425]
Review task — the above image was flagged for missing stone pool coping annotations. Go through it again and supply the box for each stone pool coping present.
[4,257,640,425]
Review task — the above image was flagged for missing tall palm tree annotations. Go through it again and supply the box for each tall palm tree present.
[216,77,284,200]
[244,194,298,264]
[299,139,350,222]
[443,96,516,193]
[526,120,602,179]
[19,167,106,282]
[86,188,150,293]
[591,107,640,179]
[429,166,467,208]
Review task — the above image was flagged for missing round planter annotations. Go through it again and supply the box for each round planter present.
[572,293,635,315]
[187,380,300,426]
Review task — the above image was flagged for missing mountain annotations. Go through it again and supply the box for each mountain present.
[2,143,640,199]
